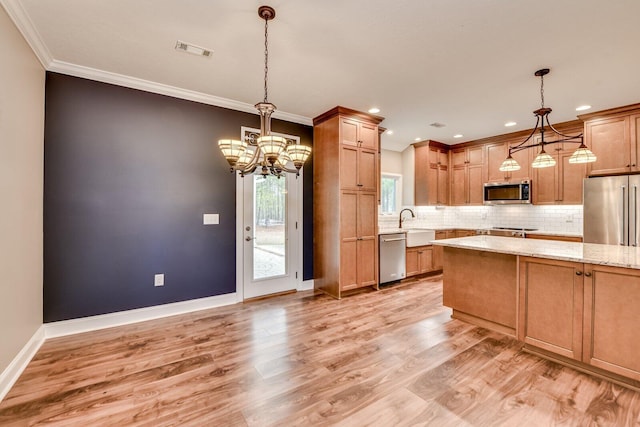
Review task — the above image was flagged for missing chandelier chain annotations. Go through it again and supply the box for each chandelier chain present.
[540,73,545,108]
[263,17,269,103]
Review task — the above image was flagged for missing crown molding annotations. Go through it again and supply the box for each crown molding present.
[48,60,313,126]
[0,0,52,68]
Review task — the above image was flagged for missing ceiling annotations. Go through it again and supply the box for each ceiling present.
[5,0,640,151]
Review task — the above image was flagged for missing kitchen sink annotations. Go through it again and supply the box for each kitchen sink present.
[405,229,436,247]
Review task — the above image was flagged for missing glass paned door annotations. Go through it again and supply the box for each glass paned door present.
[243,173,299,299]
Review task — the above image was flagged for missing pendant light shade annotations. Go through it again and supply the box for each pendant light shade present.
[286,144,312,169]
[531,148,557,168]
[499,154,521,172]
[218,139,247,168]
[569,143,597,164]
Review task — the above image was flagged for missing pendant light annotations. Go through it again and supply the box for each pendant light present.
[499,68,596,171]
[217,6,311,177]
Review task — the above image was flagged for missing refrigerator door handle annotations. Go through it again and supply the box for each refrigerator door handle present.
[622,185,627,246]
[634,185,638,247]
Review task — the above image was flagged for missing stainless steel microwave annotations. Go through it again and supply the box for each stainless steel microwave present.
[483,181,531,205]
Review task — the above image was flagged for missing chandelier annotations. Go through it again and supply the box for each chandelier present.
[499,68,596,171]
[218,6,311,177]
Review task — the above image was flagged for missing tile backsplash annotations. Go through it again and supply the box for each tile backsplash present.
[379,205,583,235]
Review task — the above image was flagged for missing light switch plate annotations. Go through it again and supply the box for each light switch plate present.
[203,214,219,225]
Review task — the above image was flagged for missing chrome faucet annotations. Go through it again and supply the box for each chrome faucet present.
[398,208,415,228]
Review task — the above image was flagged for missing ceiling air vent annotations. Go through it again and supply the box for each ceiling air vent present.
[175,40,212,57]
[430,122,446,128]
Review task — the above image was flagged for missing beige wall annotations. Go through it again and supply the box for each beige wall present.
[0,6,45,374]
[381,149,403,175]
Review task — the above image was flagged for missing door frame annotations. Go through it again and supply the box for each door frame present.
[235,129,305,302]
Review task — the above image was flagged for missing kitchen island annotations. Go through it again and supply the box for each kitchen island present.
[433,236,640,389]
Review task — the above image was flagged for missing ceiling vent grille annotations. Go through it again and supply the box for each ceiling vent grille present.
[430,122,446,128]
[175,41,212,57]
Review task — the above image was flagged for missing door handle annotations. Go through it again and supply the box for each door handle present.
[635,185,638,247]
[245,236,256,242]
[622,185,627,245]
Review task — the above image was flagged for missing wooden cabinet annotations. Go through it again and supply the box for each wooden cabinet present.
[532,134,587,204]
[579,105,640,176]
[583,264,640,381]
[525,233,582,242]
[313,107,384,298]
[406,245,434,277]
[455,229,476,238]
[414,141,449,205]
[518,257,584,360]
[519,258,640,382]
[451,145,484,205]
[486,141,530,183]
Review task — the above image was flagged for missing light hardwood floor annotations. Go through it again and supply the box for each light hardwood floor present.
[2,276,640,426]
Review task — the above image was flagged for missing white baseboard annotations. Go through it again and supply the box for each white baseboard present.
[0,325,45,402]
[298,279,314,291]
[44,292,238,339]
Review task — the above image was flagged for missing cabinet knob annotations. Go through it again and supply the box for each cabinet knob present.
[634,164,637,167]
[585,272,592,277]
[576,271,583,276]
[627,164,631,168]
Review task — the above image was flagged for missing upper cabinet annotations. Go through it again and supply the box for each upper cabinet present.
[414,141,449,205]
[339,117,378,193]
[451,145,484,205]
[486,140,530,183]
[579,105,640,176]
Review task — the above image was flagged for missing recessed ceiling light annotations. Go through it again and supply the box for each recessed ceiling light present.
[414,137,422,142]
[504,121,517,127]
[175,40,212,57]
[386,130,393,135]
[368,107,380,114]
[453,134,463,138]
[576,105,592,111]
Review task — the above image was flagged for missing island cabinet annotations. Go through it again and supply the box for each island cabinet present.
[405,245,434,277]
[450,145,484,205]
[519,257,640,383]
[443,247,518,336]
[313,106,384,298]
[414,141,449,205]
[579,105,640,176]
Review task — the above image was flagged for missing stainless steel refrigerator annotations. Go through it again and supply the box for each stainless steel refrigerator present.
[583,175,640,246]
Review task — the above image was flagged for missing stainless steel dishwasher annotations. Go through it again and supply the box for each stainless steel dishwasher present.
[379,233,406,284]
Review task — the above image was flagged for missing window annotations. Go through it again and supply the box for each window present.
[381,174,402,214]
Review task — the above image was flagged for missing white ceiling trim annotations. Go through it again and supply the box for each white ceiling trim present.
[48,60,313,126]
[2,0,312,127]
[0,0,52,68]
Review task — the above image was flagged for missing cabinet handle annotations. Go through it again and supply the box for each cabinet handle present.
[576,271,583,276]
[357,183,363,187]
[584,272,592,277]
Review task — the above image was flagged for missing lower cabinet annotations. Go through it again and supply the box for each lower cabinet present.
[519,257,640,382]
[406,245,434,277]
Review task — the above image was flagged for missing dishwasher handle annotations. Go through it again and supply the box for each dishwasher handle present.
[381,237,406,242]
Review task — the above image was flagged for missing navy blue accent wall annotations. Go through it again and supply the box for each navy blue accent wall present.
[44,73,313,322]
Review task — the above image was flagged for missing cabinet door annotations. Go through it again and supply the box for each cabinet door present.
[533,149,558,204]
[340,118,360,147]
[486,142,508,182]
[358,148,378,192]
[559,150,586,204]
[451,166,466,205]
[357,239,377,287]
[418,246,434,273]
[467,145,484,166]
[631,113,640,173]
[432,245,443,271]
[340,191,358,290]
[340,241,358,290]
[583,264,640,381]
[359,122,378,150]
[508,147,530,181]
[468,164,484,204]
[406,247,419,277]
[437,165,449,205]
[426,163,439,205]
[358,192,377,239]
[586,116,631,175]
[451,148,466,167]
[518,257,583,360]
[340,145,359,189]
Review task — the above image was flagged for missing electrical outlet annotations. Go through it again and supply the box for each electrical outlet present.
[154,274,164,287]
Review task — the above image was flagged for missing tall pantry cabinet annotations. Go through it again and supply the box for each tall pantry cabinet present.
[313,107,384,298]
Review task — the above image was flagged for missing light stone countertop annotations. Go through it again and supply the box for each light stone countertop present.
[432,235,640,269]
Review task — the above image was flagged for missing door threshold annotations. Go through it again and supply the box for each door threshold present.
[243,289,297,303]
